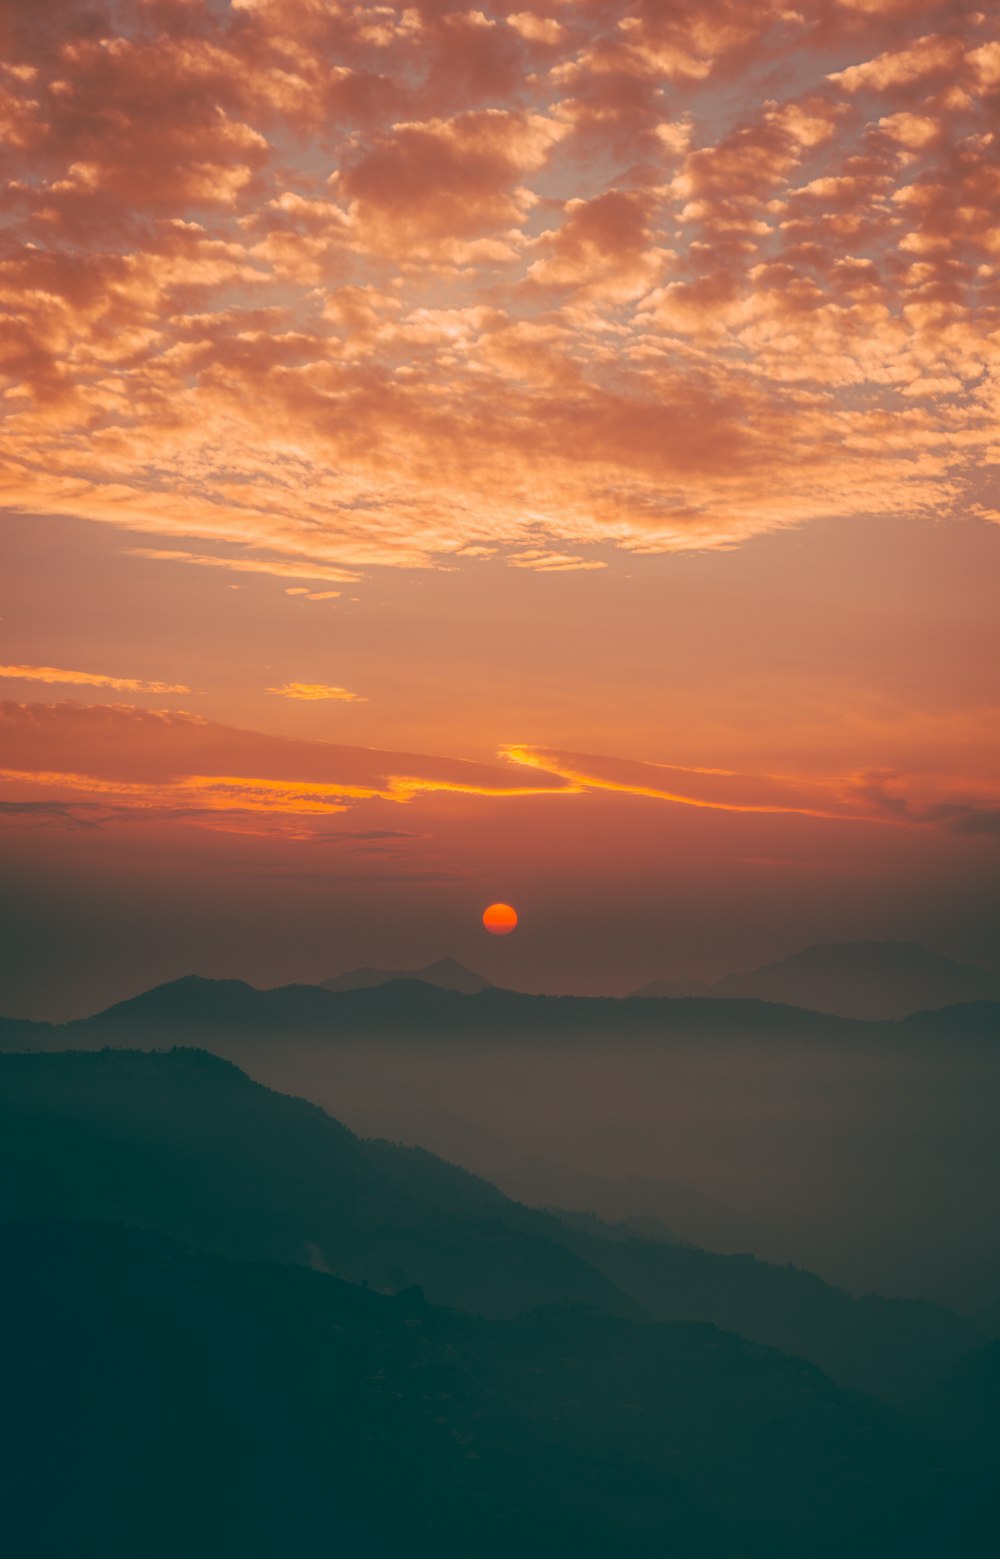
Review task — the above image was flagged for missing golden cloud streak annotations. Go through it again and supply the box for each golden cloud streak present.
[1,749,996,839]
[267,683,366,702]
[499,745,883,823]
[0,665,191,695]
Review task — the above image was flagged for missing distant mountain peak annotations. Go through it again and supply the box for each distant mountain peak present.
[768,939,934,963]
[320,958,492,996]
[632,977,711,1000]
[81,974,262,1023]
[634,940,1000,1021]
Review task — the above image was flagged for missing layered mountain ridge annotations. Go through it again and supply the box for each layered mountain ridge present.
[0,1045,988,1402]
[3,1044,997,1556]
[634,941,1000,1020]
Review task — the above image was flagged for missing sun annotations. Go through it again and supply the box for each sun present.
[482,902,518,936]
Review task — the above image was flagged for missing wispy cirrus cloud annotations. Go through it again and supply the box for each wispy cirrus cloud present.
[127,550,357,585]
[500,744,871,822]
[499,744,1000,837]
[0,701,995,841]
[0,702,572,825]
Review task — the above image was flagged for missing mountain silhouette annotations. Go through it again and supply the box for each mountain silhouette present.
[0,1046,985,1402]
[634,976,713,998]
[5,967,998,1047]
[0,1046,629,1321]
[634,941,1000,1020]
[321,956,493,994]
[3,1216,977,1559]
[897,1001,1000,1041]
[3,982,997,1308]
[20,974,996,1052]
[54,975,885,1039]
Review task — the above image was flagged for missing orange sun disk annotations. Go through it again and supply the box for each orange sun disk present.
[482,902,518,935]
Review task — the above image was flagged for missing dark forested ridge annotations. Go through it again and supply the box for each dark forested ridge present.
[5,1217,988,1559]
[2,1047,998,1556]
[0,1046,632,1320]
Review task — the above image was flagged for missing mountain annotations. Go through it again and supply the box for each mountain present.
[634,941,1000,1020]
[0,1046,629,1321]
[66,975,884,1040]
[915,1338,1000,1459]
[0,976,897,1059]
[0,1046,985,1402]
[321,956,492,994]
[556,1220,978,1404]
[898,1002,1000,1041]
[4,1217,978,1559]
[8,971,997,1048]
[4,979,999,1307]
[633,976,712,998]
[0,1014,51,1046]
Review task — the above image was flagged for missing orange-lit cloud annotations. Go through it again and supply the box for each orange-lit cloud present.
[499,744,861,820]
[268,683,366,702]
[0,702,994,841]
[0,1,994,572]
[498,744,1000,831]
[0,703,573,826]
[0,665,190,695]
[128,550,357,585]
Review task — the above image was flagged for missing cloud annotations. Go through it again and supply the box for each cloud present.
[499,744,873,822]
[506,550,607,572]
[267,683,366,702]
[337,107,568,260]
[0,798,100,828]
[0,1,995,569]
[0,702,572,827]
[950,810,1000,838]
[524,189,670,303]
[127,550,357,584]
[1,702,994,841]
[499,745,1000,834]
[0,665,190,694]
[828,32,966,92]
[852,771,1000,835]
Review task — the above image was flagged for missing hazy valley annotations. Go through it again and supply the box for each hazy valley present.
[7,943,998,1309]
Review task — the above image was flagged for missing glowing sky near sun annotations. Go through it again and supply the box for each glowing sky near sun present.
[0,0,997,1015]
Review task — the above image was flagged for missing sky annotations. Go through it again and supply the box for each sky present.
[0,0,997,1018]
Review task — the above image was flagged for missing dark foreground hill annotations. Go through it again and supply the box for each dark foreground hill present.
[635,941,1000,1020]
[0,1047,986,1403]
[0,1046,628,1322]
[4,1218,984,1559]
